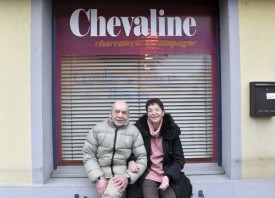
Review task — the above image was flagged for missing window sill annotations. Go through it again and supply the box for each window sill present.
[52,163,224,178]
[184,163,225,176]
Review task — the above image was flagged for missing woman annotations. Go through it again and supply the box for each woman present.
[126,98,192,198]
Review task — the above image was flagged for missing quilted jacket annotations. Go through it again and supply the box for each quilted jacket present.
[83,118,147,184]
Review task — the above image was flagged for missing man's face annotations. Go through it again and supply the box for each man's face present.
[109,101,129,127]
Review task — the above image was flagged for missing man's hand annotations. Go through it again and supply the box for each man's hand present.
[112,175,128,192]
[128,160,139,173]
[159,175,169,190]
[96,178,107,197]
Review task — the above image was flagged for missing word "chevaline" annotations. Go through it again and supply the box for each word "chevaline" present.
[70,9,197,37]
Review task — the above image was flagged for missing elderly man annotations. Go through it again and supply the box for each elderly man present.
[83,100,147,198]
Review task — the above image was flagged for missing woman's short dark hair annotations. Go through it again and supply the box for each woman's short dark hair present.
[145,98,164,112]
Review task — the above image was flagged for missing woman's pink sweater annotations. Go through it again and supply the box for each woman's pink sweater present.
[145,119,164,183]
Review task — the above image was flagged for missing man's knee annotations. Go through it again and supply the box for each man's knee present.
[102,179,123,198]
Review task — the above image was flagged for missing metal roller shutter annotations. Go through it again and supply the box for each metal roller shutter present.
[60,54,213,162]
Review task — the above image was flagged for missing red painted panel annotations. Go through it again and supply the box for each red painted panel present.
[55,0,218,165]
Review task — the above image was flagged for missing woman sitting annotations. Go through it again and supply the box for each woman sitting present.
[127,98,192,198]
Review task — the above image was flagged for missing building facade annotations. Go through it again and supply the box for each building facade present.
[0,0,275,197]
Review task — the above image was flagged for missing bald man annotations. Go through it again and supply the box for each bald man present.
[83,100,147,198]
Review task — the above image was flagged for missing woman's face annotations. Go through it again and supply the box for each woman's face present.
[147,103,164,125]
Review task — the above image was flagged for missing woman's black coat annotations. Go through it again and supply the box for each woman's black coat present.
[126,113,192,198]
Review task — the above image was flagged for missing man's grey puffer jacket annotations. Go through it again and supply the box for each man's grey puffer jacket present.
[83,118,147,184]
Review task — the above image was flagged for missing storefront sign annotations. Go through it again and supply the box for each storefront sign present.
[56,2,216,55]
[70,9,197,37]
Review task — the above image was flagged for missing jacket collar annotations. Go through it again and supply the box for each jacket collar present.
[136,113,176,138]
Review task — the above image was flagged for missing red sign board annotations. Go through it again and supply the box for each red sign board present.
[56,1,217,55]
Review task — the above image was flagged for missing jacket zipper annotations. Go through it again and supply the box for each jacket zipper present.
[110,127,119,177]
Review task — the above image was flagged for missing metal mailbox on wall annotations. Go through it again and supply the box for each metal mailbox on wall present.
[250,82,275,117]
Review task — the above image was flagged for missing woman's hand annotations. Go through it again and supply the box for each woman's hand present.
[159,175,169,190]
[112,175,129,192]
[128,160,139,173]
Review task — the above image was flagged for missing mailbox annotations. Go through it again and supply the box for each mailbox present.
[250,82,275,117]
